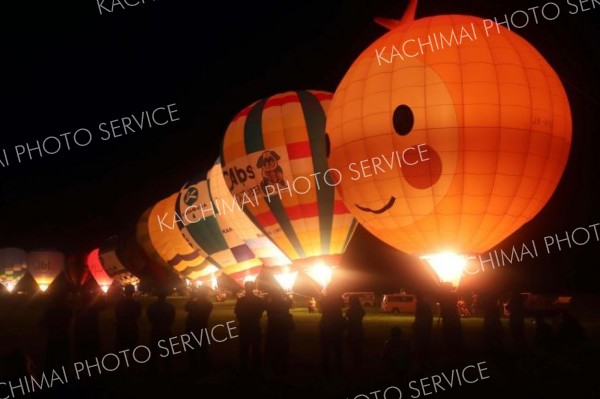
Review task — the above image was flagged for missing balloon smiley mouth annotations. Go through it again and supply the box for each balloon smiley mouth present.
[355,196,396,214]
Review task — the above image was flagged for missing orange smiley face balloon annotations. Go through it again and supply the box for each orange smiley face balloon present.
[326,0,572,257]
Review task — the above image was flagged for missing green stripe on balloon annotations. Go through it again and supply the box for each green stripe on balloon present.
[342,219,358,251]
[243,97,305,259]
[297,90,334,255]
[244,99,267,153]
[175,186,229,268]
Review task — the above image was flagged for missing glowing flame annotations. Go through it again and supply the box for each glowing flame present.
[211,275,218,291]
[39,284,49,292]
[243,275,256,283]
[307,262,332,289]
[100,284,110,293]
[195,280,203,288]
[421,252,470,287]
[274,270,298,292]
[6,283,15,293]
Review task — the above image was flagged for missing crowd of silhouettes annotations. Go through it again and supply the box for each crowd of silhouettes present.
[0,282,591,390]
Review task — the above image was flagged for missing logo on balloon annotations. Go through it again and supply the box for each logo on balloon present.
[257,150,287,196]
[184,187,199,206]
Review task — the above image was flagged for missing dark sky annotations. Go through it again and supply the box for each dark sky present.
[1,0,599,292]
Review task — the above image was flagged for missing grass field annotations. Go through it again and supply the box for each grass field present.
[0,294,599,399]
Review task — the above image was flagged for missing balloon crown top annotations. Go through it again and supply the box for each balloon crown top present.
[375,0,418,30]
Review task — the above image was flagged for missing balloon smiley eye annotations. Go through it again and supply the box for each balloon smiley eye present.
[393,104,414,136]
[325,133,331,158]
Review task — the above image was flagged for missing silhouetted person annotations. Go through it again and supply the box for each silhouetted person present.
[346,295,365,368]
[3,348,36,384]
[439,289,463,354]
[482,294,504,355]
[413,293,433,360]
[74,289,108,360]
[265,290,294,375]
[534,314,554,352]
[383,327,410,378]
[40,291,72,370]
[556,311,585,350]
[507,293,526,350]
[115,285,142,351]
[185,287,213,372]
[147,287,176,375]
[319,293,346,376]
[234,281,265,372]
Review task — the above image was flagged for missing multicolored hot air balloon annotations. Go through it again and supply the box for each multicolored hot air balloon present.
[208,160,291,268]
[220,90,358,283]
[27,250,65,292]
[175,178,263,277]
[326,0,572,286]
[0,248,28,293]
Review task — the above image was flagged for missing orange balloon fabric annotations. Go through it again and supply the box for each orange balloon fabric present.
[326,10,572,256]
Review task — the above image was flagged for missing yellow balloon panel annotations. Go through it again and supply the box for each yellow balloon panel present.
[148,194,209,278]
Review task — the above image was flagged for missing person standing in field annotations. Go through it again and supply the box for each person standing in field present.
[147,286,176,375]
[115,284,142,351]
[234,281,265,372]
[345,295,365,369]
[185,286,213,372]
[319,292,346,377]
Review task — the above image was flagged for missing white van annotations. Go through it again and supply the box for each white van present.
[342,292,376,307]
[381,293,416,314]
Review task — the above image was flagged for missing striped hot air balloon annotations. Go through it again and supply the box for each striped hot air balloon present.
[175,178,264,277]
[0,248,28,293]
[220,90,358,272]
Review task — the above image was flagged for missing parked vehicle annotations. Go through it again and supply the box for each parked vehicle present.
[342,292,376,307]
[503,293,572,316]
[381,293,416,314]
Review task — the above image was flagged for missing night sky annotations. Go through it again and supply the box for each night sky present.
[2,0,599,293]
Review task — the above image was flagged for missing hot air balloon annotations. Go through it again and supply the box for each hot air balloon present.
[207,160,291,267]
[142,193,212,281]
[86,249,113,293]
[0,248,28,293]
[64,253,91,290]
[27,250,65,292]
[175,177,264,278]
[220,90,358,283]
[97,242,141,287]
[326,0,572,286]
